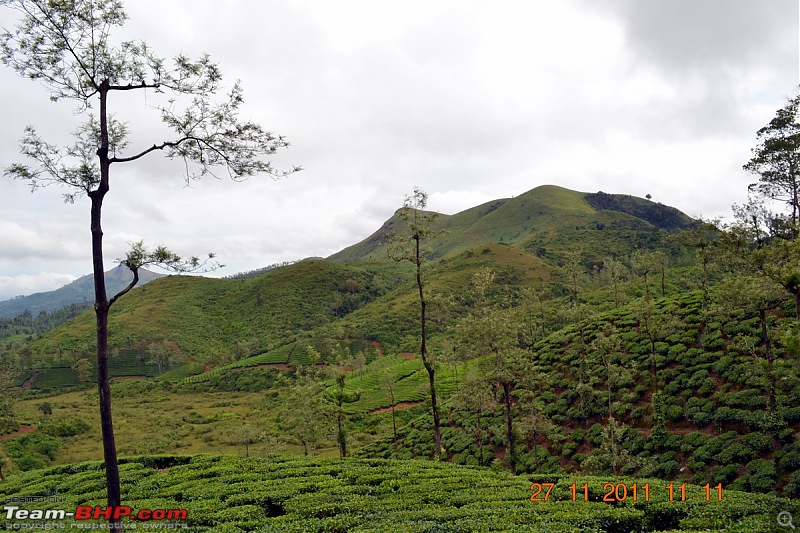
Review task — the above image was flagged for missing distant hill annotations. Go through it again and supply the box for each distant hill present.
[0,264,164,318]
[328,184,697,263]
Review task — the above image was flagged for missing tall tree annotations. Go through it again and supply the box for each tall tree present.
[1,0,296,522]
[387,187,443,460]
[744,94,800,236]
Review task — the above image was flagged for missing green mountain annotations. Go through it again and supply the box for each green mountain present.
[0,264,164,318]
[24,184,690,362]
[23,259,408,362]
[329,184,695,263]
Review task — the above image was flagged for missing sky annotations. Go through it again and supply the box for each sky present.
[0,0,797,301]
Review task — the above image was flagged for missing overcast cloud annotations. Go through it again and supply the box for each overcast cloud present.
[0,0,797,301]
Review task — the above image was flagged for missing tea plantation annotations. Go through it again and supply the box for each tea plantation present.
[1,454,798,532]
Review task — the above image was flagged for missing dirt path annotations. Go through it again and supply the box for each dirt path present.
[11,372,38,391]
[0,424,37,440]
[369,401,424,415]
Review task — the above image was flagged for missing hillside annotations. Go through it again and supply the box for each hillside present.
[22,259,410,365]
[0,265,163,318]
[18,184,689,364]
[3,183,799,501]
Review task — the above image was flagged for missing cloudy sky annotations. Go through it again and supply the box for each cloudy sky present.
[0,0,797,301]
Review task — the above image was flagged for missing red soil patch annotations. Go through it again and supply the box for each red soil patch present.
[203,364,213,374]
[251,363,328,371]
[369,401,424,415]
[0,424,37,440]
[370,341,384,357]
[254,363,291,370]
[398,353,416,361]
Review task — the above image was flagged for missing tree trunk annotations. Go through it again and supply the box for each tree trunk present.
[337,404,347,458]
[93,82,123,531]
[759,309,777,413]
[794,288,800,322]
[502,382,516,474]
[416,236,441,461]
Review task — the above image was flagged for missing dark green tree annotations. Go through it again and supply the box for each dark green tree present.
[744,94,800,236]
[37,402,52,420]
[0,0,296,522]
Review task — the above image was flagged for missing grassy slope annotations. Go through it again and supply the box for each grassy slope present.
[329,184,690,265]
[1,454,796,532]
[25,259,411,364]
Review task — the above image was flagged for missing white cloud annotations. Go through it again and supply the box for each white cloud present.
[0,0,797,295]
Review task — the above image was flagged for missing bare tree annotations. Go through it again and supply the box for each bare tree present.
[387,187,443,460]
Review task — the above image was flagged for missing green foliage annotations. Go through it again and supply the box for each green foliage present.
[0,303,90,341]
[2,432,62,471]
[584,191,697,231]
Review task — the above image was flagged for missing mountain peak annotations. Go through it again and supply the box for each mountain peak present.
[329,185,696,263]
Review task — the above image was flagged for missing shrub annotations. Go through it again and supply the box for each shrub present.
[3,432,62,471]
[685,397,714,425]
[43,418,91,437]
[739,459,777,493]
